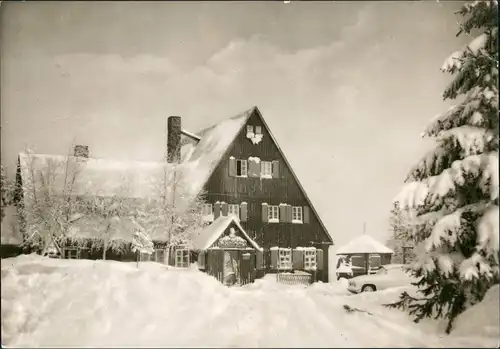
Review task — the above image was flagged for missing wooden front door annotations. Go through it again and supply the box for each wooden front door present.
[240,252,255,285]
[223,250,240,286]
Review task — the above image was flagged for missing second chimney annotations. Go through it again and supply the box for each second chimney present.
[74,145,89,158]
[167,116,181,163]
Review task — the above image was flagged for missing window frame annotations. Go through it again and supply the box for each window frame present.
[228,204,240,219]
[202,203,213,216]
[278,248,292,270]
[260,161,273,178]
[304,249,317,270]
[268,205,279,223]
[236,159,248,177]
[63,247,79,259]
[175,248,190,268]
[255,126,262,134]
[246,125,254,134]
[292,206,303,223]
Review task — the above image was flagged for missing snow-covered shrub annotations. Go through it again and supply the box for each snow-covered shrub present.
[387,0,499,334]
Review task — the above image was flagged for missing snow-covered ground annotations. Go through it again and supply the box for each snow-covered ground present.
[1,255,498,348]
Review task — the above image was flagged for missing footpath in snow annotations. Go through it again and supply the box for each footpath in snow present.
[1,255,498,348]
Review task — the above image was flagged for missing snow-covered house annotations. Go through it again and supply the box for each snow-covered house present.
[178,106,333,282]
[335,235,394,278]
[14,106,333,280]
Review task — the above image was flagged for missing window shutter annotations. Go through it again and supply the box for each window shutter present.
[304,206,310,224]
[261,203,268,223]
[270,249,278,269]
[221,202,228,216]
[229,157,237,177]
[279,205,287,223]
[316,249,324,271]
[272,160,280,179]
[292,249,304,270]
[248,158,260,177]
[214,202,221,219]
[287,205,293,223]
[240,202,248,222]
[256,249,264,270]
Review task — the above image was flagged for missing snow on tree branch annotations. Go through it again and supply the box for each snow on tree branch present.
[398,151,498,209]
[438,126,494,157]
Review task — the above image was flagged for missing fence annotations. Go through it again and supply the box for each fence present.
[276,272,313,286]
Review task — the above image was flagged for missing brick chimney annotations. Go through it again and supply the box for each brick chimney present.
[74,145,89,158]
[167,116,181,163]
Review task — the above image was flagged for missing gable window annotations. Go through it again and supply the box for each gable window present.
[268,205,279,223]
[261,161,272,178]
[228,204,240,219]
[279,248,292,269]
[247,125,254,134]
[236,159,248,177]
[292,206,303,224]
[255,126,262,134]
[304,249,317,270]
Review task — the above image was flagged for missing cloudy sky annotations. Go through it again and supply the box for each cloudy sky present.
[1,1,468,247]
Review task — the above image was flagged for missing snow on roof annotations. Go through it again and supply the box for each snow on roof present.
[336,235,394,255]
[18,152,170,199]
[192,215,260,250]
[179,107,255,197]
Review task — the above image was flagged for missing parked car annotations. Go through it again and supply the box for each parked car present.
[347,264,415,294]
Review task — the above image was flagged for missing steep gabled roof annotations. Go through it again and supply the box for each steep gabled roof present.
[336,235,394,255]
[192,215,261,250]
[180,106,333,244]
[178,107,254,197]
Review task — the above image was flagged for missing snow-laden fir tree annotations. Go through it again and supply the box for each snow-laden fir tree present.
[387,0,499,334]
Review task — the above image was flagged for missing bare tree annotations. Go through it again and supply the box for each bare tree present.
[142,159,207,249]
[16,148,82,255]
[74,175,136,260]
[386,202,416,264]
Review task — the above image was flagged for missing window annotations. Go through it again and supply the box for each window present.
[304,249,317,270]
[236,159,248,177]
[261,161,272,177]
[268,205,279,223]
[228,204,240,219]
[202,203,213,216]
[292,206,303,223]
[278,249,292,269]
[154,248,166,264]
[140,252,152,262]
[63,248,78,259]
[175,249,190,268]
[255,126,262,134]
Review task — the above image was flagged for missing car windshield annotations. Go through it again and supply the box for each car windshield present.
[376,267,387,275]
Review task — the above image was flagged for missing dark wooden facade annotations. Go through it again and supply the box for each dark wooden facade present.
[201,110,333,281]
[197,218,260,286]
